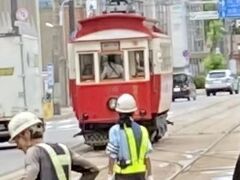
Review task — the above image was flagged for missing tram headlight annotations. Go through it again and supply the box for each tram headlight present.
[107,98,117,111]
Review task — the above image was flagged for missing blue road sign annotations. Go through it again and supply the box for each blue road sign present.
[219,0,240,18]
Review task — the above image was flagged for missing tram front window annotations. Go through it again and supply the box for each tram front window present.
[79,54,94,82]
[128,50,145,78]
[100,54,124,80]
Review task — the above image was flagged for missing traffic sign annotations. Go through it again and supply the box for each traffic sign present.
[219,0,240,18]
[47,64,54,87]
[183,50,190,58]
[189,11,219,20]
[16,8,29,21]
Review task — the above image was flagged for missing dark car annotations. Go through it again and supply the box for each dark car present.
[172,73,197,101]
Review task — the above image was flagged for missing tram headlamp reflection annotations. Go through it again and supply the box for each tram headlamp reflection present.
[108,98,117,111]
[82,113,89,120]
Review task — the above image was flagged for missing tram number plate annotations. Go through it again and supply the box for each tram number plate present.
[0,124,5,130]
[174,87,181,92]
[213,80,221,84]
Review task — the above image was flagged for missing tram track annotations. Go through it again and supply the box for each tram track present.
[145,95,240,180]
[2,96,240,180]
[170,96,240,135]
[166,121,240,180]
[158,96,240,180]
[168,96,233,120]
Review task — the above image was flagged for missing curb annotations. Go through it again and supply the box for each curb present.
[196,89,205,96]
[44,112,75,122]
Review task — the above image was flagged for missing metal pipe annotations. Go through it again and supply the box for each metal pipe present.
[10,0,18,34]
[69,0,75,34]
[230,21,235,59]
[19,36,27,109]
[59,0,71,26]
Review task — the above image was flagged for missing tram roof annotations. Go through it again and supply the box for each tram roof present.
[71,13,165,42]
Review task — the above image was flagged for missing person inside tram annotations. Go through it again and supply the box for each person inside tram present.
[101,55,124,80]
[135,52,144,74]
[80,54,95,81]
[82,63,93,76]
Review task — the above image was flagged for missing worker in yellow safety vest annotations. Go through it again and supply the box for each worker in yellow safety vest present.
[8,111,99,180]
[106,93,154,180]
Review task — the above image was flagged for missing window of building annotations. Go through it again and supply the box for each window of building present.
[79,54,94,82]
[128,50,145,79]
[100,54,124,80]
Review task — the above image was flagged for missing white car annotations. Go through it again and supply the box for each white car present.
[205,69,235,96]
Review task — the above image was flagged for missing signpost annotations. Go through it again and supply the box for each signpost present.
[219,0,240,18]
[189,11,219,20]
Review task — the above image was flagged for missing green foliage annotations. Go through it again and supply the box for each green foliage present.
[194,75,206,89]
[203,2,223,45]
[206,20,224,52]
[203,53,226,71]
[203,2,216,11]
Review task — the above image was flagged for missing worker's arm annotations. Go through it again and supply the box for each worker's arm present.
[145,131,154,180]
[71,151,99,180]
[21,147,40,180]
[106,126,119,180]
[108,157,115,176]
[145,157,152,176]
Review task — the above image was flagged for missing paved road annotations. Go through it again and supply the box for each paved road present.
[1,93,240,180]
[0,117,83,176]
[83,93,240,180]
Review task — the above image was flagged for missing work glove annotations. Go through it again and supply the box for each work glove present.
[147,175,154,180]
[108,174,114,180]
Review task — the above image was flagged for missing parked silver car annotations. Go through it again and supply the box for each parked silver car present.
[233,75,240,94]
[205,69,236,96]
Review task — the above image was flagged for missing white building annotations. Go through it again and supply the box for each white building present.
[169,2,189,73]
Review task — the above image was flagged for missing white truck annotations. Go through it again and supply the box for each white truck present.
[0,35,43,142]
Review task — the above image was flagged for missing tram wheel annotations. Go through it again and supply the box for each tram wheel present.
[150,130,159,143]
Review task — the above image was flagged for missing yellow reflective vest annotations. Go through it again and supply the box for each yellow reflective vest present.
[37,143,71,180]
[114,125,149,174]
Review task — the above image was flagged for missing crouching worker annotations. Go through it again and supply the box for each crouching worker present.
[8,111,99,180]
[106,93,154,180]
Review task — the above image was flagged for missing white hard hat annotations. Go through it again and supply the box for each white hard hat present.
[115,93,137,113]
[8,111,42,142]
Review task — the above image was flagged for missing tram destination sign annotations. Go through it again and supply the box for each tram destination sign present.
[219,0,240,18]
[101,41,120,52]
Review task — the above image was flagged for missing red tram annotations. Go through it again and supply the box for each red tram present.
[68,9,173,148]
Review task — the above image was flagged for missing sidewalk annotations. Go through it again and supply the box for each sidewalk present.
[45,106,75,122]
[196,89,205,96]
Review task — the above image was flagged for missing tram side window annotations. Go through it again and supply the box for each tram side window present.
[128,51,145,78]
[100,54,124,80]
[79,54,94,82]
[149,50,153,73]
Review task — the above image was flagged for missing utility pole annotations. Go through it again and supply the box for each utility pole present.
[230,21,236,59]
[52,0,62,114]
[69,0,75,34]
[10,0,18,34]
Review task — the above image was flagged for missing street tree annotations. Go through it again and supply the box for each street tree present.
[203,20,226,71]
[204,53,225,71]
[206,20,224,52]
